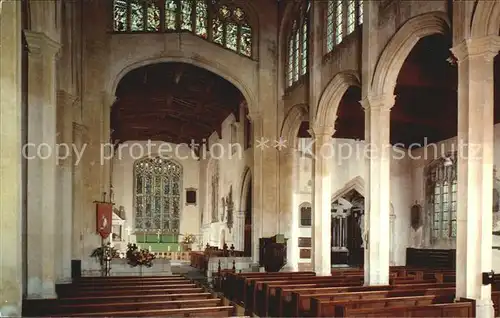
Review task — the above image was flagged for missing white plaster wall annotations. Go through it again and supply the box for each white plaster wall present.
[199,111,253,250]
[111,140,200,241]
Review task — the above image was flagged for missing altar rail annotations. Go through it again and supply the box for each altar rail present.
[152,251,190,261]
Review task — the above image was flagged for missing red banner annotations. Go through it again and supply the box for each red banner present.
[96,202,113,239]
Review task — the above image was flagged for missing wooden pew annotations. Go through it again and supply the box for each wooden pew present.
[287,283,455,317]
[225,271,315,301]
[335,299,474,317]
[311,294,447,317]
[74,282,197,292]
[57,292,213,305]
[63,287,205,297]
[247,275,363,313]
[56,298,223,314]
[255,276,364,316]
[64,305,236,317]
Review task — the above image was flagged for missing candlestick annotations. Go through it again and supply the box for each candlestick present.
[177,245,180,252]
[148,245,151,252]
[167,245,171,252]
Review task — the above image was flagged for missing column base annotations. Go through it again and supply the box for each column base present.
[475,299,494,318]
[0,303,20,317]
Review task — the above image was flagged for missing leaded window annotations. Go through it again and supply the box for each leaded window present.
[300,203,312,227]
[112,0,253,57]
[325,0,364,55]
[286,0,310,88]
[134,157,182,234]
[426,156,457,240]
[210,160,220,223]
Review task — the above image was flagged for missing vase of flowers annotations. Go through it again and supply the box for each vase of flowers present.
[126,243,155,274]
[181,234,196,251]
[90,243,119,276]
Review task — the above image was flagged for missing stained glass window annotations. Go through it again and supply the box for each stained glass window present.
[112,0,253,57]
[134,157,182,233]
[335,0,343,45]
[325,0,363,55]
[165,0,178,30]
[147,1,161,32]
[347,0,355,34]
[113,0,128,31]
[358,0,363,25]
[285,0,310,88]
[180,0,193,31]
[427,156,457,240]
[195,0,208,37]
[326,1,335,52]
[130,0,145,31]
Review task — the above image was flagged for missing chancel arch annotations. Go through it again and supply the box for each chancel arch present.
[133,156,182,238]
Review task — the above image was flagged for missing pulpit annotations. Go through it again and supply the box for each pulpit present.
[259,234,287,272]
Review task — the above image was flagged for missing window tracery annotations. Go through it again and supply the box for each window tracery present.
[325,0,363,55]
[113,0,253,57]
[426,156,457,240]
[134,157,182,234]
[286,0,310,88]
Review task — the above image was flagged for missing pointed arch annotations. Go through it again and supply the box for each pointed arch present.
[239,166,252,212]
[471,0,500,37]
[314,70,361,130]
[280,104,308,149]
[371,11,450,97]
[331,176,365,202]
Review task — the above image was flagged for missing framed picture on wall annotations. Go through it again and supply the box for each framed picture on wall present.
[186,188,197,206]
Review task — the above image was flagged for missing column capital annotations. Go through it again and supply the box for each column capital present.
[57,90,79,106]
[72,122,88,135]
[247,111,262,122]
[308,126,335,137]
[451,35,500,62]
[24,31,61,58]
[361,94,395,111]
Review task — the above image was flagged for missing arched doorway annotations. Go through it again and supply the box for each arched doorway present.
[244,178,252,256]
[331,189,364,267]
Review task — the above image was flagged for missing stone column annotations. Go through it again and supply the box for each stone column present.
[280,147,299,271]
[25,30,61,298]
[0,0,22,315]
[362,94,394,285]
[310,126,334,276]
[249,112,263,264]
[56,90,75,284]
[451,36,500,318]
[72,122,88,261]
[235,210,245,251]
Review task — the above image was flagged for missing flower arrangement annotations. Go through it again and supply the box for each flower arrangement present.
[126,243,156,268]
[91,243,119,265]
[181,234,196,245]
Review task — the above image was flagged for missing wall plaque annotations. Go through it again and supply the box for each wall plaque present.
[300,249,311,259]
[186,188,197,206]
[298,237,311,248]
[411,203,422,230]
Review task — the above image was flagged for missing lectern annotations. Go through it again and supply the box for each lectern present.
[259,234,287,272]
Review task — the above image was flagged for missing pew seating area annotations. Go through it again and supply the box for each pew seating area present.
[24,275,240,317]
[218,265,500,317]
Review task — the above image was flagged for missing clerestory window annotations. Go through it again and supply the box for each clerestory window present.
[113,0,253,57]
